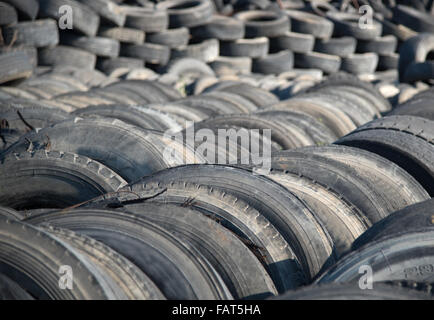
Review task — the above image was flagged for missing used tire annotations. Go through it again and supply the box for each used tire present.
[38,46,96,70]
[0,150,127,210]
[220,37,269,58]
[0,52,33,85]
[60,33,120,58]
[234,10,290,38]
[252,50,294,75]
[156,0,214,28]
[285,9,334,40]
[189,15,244,41]
[336,116,434,196]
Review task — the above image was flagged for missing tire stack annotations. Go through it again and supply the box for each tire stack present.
[0,0,433,301]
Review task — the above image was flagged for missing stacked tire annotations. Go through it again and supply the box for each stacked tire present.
[0,0,433,301]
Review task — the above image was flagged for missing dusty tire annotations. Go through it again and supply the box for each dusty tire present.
[234,10,290,38]
[60,34,120,58]
[0,150,127,210]
[3,19,59,48]
[156,0,214,28]
[38,46,96,70]
[252,50,294,75]
[0,52,33,85]
[0,216,113,299]
[189,15,244,41]
[220,37,269,58]
[26,208,232,300]
[336,116,434,196]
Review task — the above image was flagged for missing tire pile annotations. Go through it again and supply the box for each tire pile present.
[0,0,433,300]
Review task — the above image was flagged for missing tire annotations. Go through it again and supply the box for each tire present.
[38,46,96,70]
[53,91,117,109]
[270,32,314,54]
[50,67,105,88]
[269,97,356,137]
[307,72,392,113]
[263,167,367,259]
[123,6,168,32]
[326,12,382,40]
[296,145,430,215]
[203,82,279,108]
[104,80,171,103]
[148,102,210,124]
[234,10,290,38]
[285,9,334,40]
[0,2,17,26]
[0,206,24,220]
[72,105,180,132]
[335,116,434,196]
[21,74,86,94]
[0,88,38,101]
[314,37,356,57]
[0,106,70,133]
[295,91,375,127]
[3,0,38,20]
[3,19,59,48]
[60,33,120,58]
[87,181,308,292]
[76,0,125,27]
[402,61,434,83]
[189,15,244,41]
[1,117,201,183]
[340,53,379,75]
[39,0,100,37]
[121,43,170,65]
[393,5,434,33]
[306,86,380,121]
[171,39,219,63]
[389,96,434,121]
[96,57,144,74]
[252,50,294,75]
[165,57,215,77]
[0,46,37,68]
[146,79,183,101]
[0,52,33,85]
[41,225,165,300]
[194,111,314,150]
[98,26,145,45]
[271,150,393,225]
[174,95,242,115]
[356,35,397,55]
[210,56,252,75]
[95,86,147,105]
[204,91,258,113]
[255,109,338,144]
[220,37,269,58]
[0,216,113,299]
[378,52,399,71]
[25,208,232,299]
[398,33,434,81]
[0,150,127,210]
[130,164,334,281]
[307,0,338,17]
[274,282,433,300]
[102,202,278,299]
[147,27,189,48]
[353,198,434,251]
[317,229,434,284]
[294,52,341,74]
[156,0,214,28]
[380,18,417,42]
